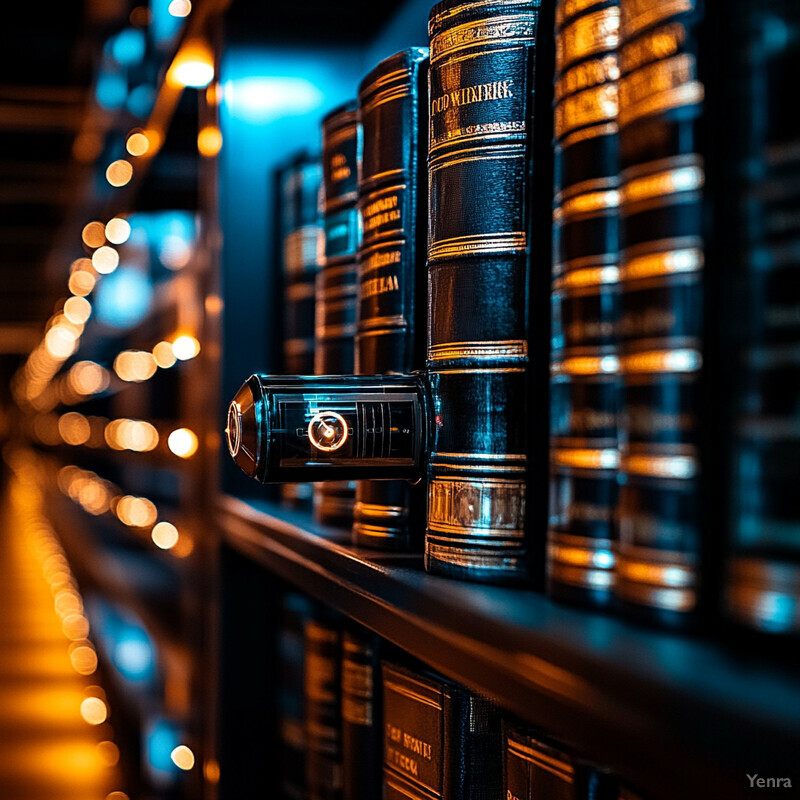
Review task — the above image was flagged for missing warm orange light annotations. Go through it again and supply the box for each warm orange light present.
[172,335,200,360]
[106,159,133,187]
[105,217,131,244]
[70,644,99,676]
[107,792,130,800]
[126,131,150,156]
[64,296,92,324]
[68,361,110,395]
[70,257,96,274]
[96,741,120,766]
[68,270,96,297]
[151,521,179,550]
[58,412,91,445]
[167,428,198,458]
[171,745,195,770]
[82,221,107,248]
[116,495,158,527]
[80,696,108,726]
[45,326,79,359]
[73,130,103,162]
[204,759,221,784]
[168,38,214,88]
[62,613,91,640]
[152,340,177,368]
[198,125,222,157]
[114,350,157,382]
[92,246,119,274]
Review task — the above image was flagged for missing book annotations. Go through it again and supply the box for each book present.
[613,0,708,627]
[381,659,502,800]
[547,0,621,608]
[305,606,344,799]
[504,723,619,800]
[424,0,545,584]
[278,591,313,800]
[277,151,324,509]
[722,0,800,637]
[353,47,429,551]
[341,625,382,800]
[314,101,361,528]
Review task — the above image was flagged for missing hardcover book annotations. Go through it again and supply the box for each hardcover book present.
[424,0,545,583]
[382,659,502,800]
[341,625,382,800]
[305,607,344,799]
[315,101,361,528]
[722,0,800,637]
[614,0,708,626]
[278,592,313,800]
[547,0,621,608]
[505,723,619,800]
[353,47,429,552]
[278,152,324,509]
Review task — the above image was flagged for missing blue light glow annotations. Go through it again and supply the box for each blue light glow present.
[95,71,128,110]
[150,0,185,46]
[113,632,156,681]
[109,28,147,66]
[94,267,153,329]
[145,717,183,783]
[127,84,156,117]
[223,76,323,124]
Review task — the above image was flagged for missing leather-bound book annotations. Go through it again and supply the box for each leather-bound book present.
[722,0,800,638]
[381,660,502,800]
[340,625,382,800]
[353,48,429,551]
[278,151,323,509]
[277,592,313,799]
[614,0,710,627]
[305,606,343,800]
[547,0,621,608]
[314,101,361,528]
[505,723,618,800]
[424,0,545,584]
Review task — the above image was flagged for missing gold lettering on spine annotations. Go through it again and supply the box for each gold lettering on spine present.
[555,55,619,102]
[430,78,514,116]
[430,15,535,62]
[556,7,620,73]
[618,54,703,126]
[361,193,401,232]
[361,249,402,274]
[360,273,400,299]
[620,22,686,74]
[620,0,693,41]
[555,83,618,138]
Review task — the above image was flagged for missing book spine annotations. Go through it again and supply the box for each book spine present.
[280,154,323,508]
[305,612,343,800]
[424,0,541,583]
[503,724,575,800]
[315,102,361,527]
[278,592,312,800]
[723,0,800,635]
[353,48,429,551]
[614,0,706,625]
[382,660,502,800]
[341,628,382,800]
[547,0,621,607]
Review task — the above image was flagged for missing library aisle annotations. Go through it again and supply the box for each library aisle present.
[0,459,122,800]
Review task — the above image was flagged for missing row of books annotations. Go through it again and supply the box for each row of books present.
[277,590,644,800]
[245,0,800,638]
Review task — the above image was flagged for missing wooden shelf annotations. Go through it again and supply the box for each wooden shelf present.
[218,494,800,800]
